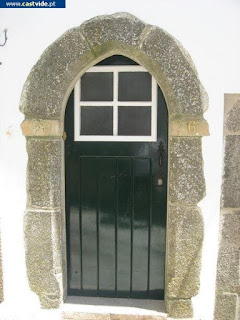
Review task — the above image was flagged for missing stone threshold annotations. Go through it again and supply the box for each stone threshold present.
[61,296,167,319]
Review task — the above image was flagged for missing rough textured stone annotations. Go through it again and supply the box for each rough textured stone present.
[166,299,193,318]
[81,12,145,57]
[21,119,62,137]
[166,205,203,298]
[216,211,240,294]
[20,28,95,119]
[0,220,3,303]
[139,26,208,115]
[214,293,238,320]
[20,13,208,120]
[226,99,240,133]
[169,137,205,204]
[222,135,240,208]
[24,210,62,308]
[26,139,62,209]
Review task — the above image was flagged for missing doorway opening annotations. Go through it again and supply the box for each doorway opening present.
[65,55,168,300]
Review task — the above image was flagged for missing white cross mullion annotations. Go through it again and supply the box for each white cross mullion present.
[113,71,118,136]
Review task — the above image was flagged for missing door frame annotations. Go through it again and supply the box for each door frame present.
[20,12,209,318]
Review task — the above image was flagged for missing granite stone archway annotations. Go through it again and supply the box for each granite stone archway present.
[20,12,209,318]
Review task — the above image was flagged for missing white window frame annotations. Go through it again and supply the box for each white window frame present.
[74,65,157,142]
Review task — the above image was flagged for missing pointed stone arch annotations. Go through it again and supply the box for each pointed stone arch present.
[20,12,209,318]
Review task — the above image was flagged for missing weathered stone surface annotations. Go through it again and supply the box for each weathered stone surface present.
[216,210,240,293]
[81,12,145,57]
[166,299,193,318]
[20,13,208,120]
[20,28,95,119]
[222,135,240,208]
[24,210,62,308]
[214,293,238,320]
[169,137,205,204]
[26,139,62,209]
[139,26,208,115]
[166,205,203,298]
[0,220,3,303]
[226,99,240,133]
[169,115,209,137]
[21,119,62,137]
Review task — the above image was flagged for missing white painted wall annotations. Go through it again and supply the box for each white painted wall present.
[0,0,240,319]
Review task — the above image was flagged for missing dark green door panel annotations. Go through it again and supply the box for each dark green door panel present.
[65,57,168,300]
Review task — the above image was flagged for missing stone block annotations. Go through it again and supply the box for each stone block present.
[224,94,240,134]
[21,119,62,137]
[169,137,205,205]
[139,26,208,115]
[214,293,238,320]
[24,210,62,308]
[222,136,240,208]
[216,211,240,293]
[81,12,145,57]
[166,205,203,298]
[26,139,62,209]
[20,28,95,119]
[166,299,193,318]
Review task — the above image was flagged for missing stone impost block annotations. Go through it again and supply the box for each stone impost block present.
[20,28,95,119]
[139,26,208,115]
[167,205,203,299]
[81,12,146,57]
[26,139,62,209]
[166,299,193,318]
[21,119,62,137]
[169,115,209,137]
[214,293,239,320]
[222,136,240,208]
[169,137,205,205]
[24,210,62,308]
[216,210,240,294]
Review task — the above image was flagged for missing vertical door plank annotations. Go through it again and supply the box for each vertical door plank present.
[132,158,151,298]
[68,156,81,291]
[80,158,98,295]
[98,158,117,297]
[117,158,132,297]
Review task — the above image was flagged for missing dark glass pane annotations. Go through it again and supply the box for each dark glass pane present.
[118,106,151,136]
[118,72,151,101]
[96,55,138,66]
[81,106,113,135]
[81,72,113,101]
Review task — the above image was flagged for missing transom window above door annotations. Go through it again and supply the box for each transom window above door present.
[74,65,157,141]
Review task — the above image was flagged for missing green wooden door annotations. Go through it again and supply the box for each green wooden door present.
[65,56,168,300]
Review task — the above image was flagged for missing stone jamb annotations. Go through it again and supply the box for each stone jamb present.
[214,94,240,320]
[20,13,209,319]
